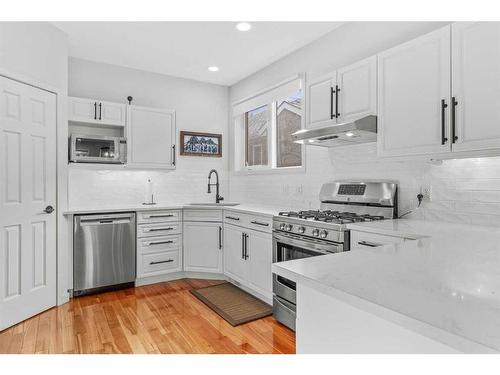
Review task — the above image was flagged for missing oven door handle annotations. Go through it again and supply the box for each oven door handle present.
[273,231,342,254]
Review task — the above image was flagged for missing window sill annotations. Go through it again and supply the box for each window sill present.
[232,165,306,176]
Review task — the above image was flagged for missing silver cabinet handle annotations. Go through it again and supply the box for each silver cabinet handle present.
[147,240,174,246]
[358,240,382,248]
[241,232,245,259]
[149,259,174,265]
[250,220,269,227]
[225,216,240,221]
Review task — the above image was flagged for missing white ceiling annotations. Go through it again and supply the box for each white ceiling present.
[52,22,342,86]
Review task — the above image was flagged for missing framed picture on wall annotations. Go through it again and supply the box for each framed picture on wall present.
[180,131,222,157]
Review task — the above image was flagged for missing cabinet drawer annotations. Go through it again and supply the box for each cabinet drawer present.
[350,230,406,250]
[223,210,272,233]
[137,222,182,237]
[183,208,222,222]
[137,210,182,224]
[137,249,182,278]
[137,234,182,253]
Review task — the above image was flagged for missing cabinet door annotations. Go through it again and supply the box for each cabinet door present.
[68,97,99,124]
[337,56,377,122]
[306,72,336,128]
[377,26,451,157]
[99,101,126,126]
[183,222,222,273]
[223,224,246,284]
[127,105,176,169]
[452,22,500,152]
[245,230,272,299]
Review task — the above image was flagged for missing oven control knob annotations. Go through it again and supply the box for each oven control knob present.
[319,230,328,239]
[285,224,293,231]
[280,223,286,230]
[312,229,319,237]
[298,226,306,234]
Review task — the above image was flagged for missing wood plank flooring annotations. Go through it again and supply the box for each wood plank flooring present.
[0,279,295,354]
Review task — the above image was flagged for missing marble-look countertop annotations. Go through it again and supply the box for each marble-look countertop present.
[63,203,289,217]
[273,218,500,353]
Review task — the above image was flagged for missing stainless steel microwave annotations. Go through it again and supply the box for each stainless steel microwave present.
[69,134,126,164]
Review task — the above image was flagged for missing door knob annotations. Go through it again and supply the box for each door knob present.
[43,205,54,214]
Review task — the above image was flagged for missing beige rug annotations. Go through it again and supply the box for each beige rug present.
[190,282,272,326]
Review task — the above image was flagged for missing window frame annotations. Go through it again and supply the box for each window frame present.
[238,88,306,175]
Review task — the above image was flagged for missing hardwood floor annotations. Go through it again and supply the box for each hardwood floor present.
[0,279,295,354]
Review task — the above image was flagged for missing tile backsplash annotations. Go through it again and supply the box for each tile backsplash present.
[229,143,500,228]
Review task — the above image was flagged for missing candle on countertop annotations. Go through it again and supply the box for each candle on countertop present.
[145,178,153,204]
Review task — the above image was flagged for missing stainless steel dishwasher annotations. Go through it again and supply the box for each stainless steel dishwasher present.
[73,212,136,296]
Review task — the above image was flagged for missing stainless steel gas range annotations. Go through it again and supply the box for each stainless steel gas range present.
[272,180,398,331]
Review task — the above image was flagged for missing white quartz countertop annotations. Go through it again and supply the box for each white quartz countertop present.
[273,218,500,353]
[63,203,288,217]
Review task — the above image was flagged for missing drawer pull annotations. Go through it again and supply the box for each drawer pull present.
[149,259,174,265]
[146,227,174,232]
[250,220,269,227]
[225,216,240,221]
[147,214,174,218]
[358,240,382,248]
[147,240,174,246]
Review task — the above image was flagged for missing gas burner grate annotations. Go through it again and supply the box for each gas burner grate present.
[278,210,386,222]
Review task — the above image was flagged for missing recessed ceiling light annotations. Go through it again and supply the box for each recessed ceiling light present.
[208,66,219,72]
[236,22,252,32]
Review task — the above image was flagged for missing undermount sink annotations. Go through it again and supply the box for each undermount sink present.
[188,202,240,207]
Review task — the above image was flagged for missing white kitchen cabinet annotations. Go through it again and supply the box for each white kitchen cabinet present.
[336,56,377,122]
[127,105,176,169]
[350,230,408,250]
[452,22,500,152]
[377,26,451,157]
[68,97,126,127]
[223,224,247,284]
[306,72,336,128]
[245,229,273,299]
[183,221,223,273]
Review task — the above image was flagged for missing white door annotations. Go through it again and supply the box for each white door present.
[452,22,500,152]
[183,222,222,273]
[337,55,377,122]
[127,105,176,169]
[0,76,57,331]
[306,72,337,128]
[245,230,272,299]
[223,224,246,284]
[377,26,451,157]
[99,101,126,126]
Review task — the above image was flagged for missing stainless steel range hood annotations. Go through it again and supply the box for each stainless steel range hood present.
[292,115,377,147]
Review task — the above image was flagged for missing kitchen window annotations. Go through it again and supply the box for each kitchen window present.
[233,76,304,173]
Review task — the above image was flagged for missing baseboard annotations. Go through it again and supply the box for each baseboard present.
[135,271,227,287]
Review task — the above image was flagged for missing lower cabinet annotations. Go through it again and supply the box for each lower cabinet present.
[223,223,272,300]
[183,221,223,273]
[136,210,183,282]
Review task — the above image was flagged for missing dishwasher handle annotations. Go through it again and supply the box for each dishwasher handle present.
[77,213,134,226]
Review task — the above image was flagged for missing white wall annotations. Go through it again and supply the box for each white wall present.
[228,21,500,225]
[68,58,229,208]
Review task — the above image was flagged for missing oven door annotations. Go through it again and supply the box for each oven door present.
[272,231,343,304]
[70,134,122,164]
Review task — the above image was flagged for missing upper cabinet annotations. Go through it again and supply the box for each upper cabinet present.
[127,105,176,169]
[336,56,377,122]
[377,22,500,159]
[306,56,377,129]
[377,26,451,157]
[451,22,500,152]
[307,72,337,128]
[68,97,126,127]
